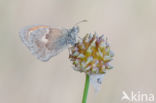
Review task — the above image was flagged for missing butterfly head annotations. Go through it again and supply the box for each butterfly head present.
[67,25,79,45]
[67,20,87,46]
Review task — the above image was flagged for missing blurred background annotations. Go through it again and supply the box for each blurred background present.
[0,0,156,103]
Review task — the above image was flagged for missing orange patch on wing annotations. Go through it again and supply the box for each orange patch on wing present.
[29,25,49,32]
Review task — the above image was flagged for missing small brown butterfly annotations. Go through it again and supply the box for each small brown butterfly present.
[19,20,87,61]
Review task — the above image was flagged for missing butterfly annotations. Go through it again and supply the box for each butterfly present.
[19,20,87,61]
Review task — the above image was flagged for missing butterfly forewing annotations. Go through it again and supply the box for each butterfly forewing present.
[19,25,69,61]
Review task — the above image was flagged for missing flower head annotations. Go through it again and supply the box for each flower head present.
[69,33,114,74]
[69,33,114,91]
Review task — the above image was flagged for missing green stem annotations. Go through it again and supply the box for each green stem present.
[82,74,90,103]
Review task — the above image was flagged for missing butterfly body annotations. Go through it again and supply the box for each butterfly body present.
[19,24,79,61]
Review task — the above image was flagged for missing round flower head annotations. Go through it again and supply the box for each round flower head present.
[69,33,114,74]
[69,33,114,90]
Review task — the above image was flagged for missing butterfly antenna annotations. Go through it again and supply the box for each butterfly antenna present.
[74,20,88,26]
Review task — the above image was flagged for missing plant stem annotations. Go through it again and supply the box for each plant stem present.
[82,74,90,103]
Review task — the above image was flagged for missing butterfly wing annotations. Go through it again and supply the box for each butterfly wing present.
[19,25,69,61]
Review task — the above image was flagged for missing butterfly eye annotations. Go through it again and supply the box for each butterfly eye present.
[72,26,79,33]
